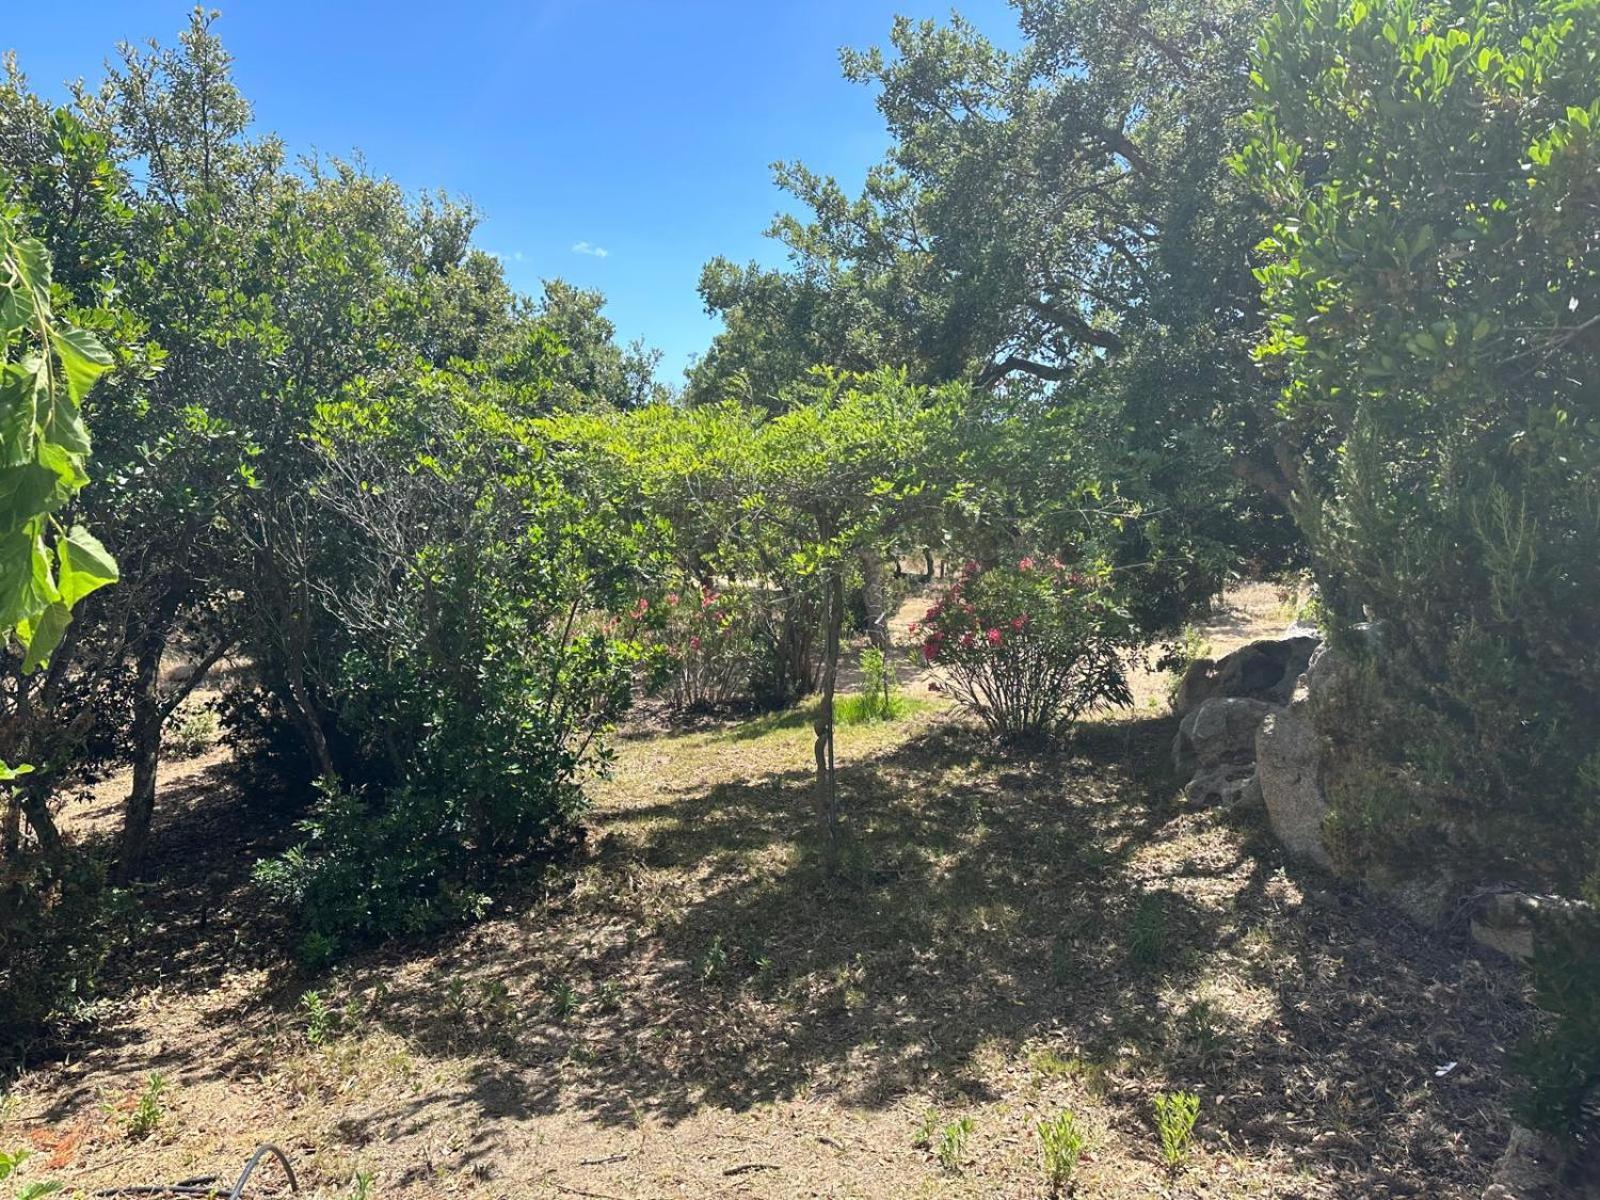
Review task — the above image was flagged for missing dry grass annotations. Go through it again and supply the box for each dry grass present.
[3,588,1527,1199]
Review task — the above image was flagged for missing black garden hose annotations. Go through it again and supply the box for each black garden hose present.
[91,1143,298,1198]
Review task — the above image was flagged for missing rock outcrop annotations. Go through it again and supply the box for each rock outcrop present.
[1255,701,1332,868]
[1173,634,1318,717]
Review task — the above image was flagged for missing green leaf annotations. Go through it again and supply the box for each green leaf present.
[0,361,40,469]
[0,759,36,782]
[20,599,71,673]
[0,461,73,531]
[51,327,114,407]
[57,524,118,607]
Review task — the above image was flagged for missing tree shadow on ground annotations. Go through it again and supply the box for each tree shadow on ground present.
[325,712,1524,1194]
[33,709,1527,1197]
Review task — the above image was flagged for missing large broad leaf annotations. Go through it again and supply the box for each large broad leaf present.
[57,525,118,608]
[0,526,36,629]
[0,361,40,469]
[9,234,52,313]
[0,522,53,631]
[19,598,71,673]
[0,461,72,532]
[46,383,92,457]
[50,327,114,408]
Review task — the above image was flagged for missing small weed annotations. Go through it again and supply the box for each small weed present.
[912,1108,940,1149]
[472,978,514,1026]
[1176,998,1226,1069]
[1161,625,1212,705]
[934,1115,974,1171]
[699,933,728,981]
[548,978,581,1021]
[301,989,337,1045]
[165,701,219,758]
[344,1169,376,1200]
[1128,893,1168,969]
[594,979,624,1012]
[1037,1109,1087,1194]
[837,648,911,723]
[123,1073,169,1140]
[1,1148,61,1200]
[1153,1090,1200,1171]
[747,944,774,981]
[1029,1047,1109,1095]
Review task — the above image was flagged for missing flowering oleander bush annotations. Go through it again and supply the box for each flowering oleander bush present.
[630,584,758,711]
[912,559,1134,741]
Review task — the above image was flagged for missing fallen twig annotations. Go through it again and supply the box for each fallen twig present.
[722,1162,779,1176]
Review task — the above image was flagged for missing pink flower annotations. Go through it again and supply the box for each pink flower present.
[986,627,1003,646]
[631,596,649,619]
[666,591,681,607]
[959,631,975,650]
[1011,615,1027,632]
[908,621,920,635]
[701,588,719,609]
[689,635,702,651]
[1018,556,1036,572]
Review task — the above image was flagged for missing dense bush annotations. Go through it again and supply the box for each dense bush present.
[252,389,643,962]
[630,584,758,711]
[913,560,1135,741]
[0,848,129,1055]
[1245,0,1600,1136]
[1244,0,1600,892]
[1511,891,1600,1140]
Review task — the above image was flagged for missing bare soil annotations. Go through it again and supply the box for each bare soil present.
[5,583,1529,1199]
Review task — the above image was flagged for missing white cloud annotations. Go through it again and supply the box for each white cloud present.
[571,241,610,258]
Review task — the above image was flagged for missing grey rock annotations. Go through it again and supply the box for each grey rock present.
[1184,764,1260,809]
[1255,706,1332,869]
[1471,892,1597,962]
[1173,696,1280,776]
[1482,1125,1580,1200]
[1173,635,1319,718]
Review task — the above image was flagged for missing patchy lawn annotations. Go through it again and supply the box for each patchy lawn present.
[5,588,1527,1199]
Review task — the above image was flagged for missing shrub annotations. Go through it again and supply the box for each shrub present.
[748,580,821,707]
[164,701,218,759]
[1152,1090,1199,1170]
[913,559,1134,741]
[0,848,129,1057]
[1512,895,1600,1139]
[837,646,908,724]
[1243,0,1600,893]
[1037,1109,1086,1194]
[630,584,758,711]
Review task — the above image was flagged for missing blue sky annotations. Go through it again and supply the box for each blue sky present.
[5,1,1020,383]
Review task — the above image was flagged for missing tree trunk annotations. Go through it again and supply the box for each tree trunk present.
[923,548,936,580]
[284,650,335,780]
[812,567,844,839]
[17,781,61,857]
[117,627,169,880]
[1,793,19,858]
[860,551,891,651]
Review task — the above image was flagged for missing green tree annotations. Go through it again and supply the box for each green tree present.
[748,369,958,833]
[1242,0,1600,889]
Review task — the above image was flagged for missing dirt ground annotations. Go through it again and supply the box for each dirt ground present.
[4,581,1529,1199]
